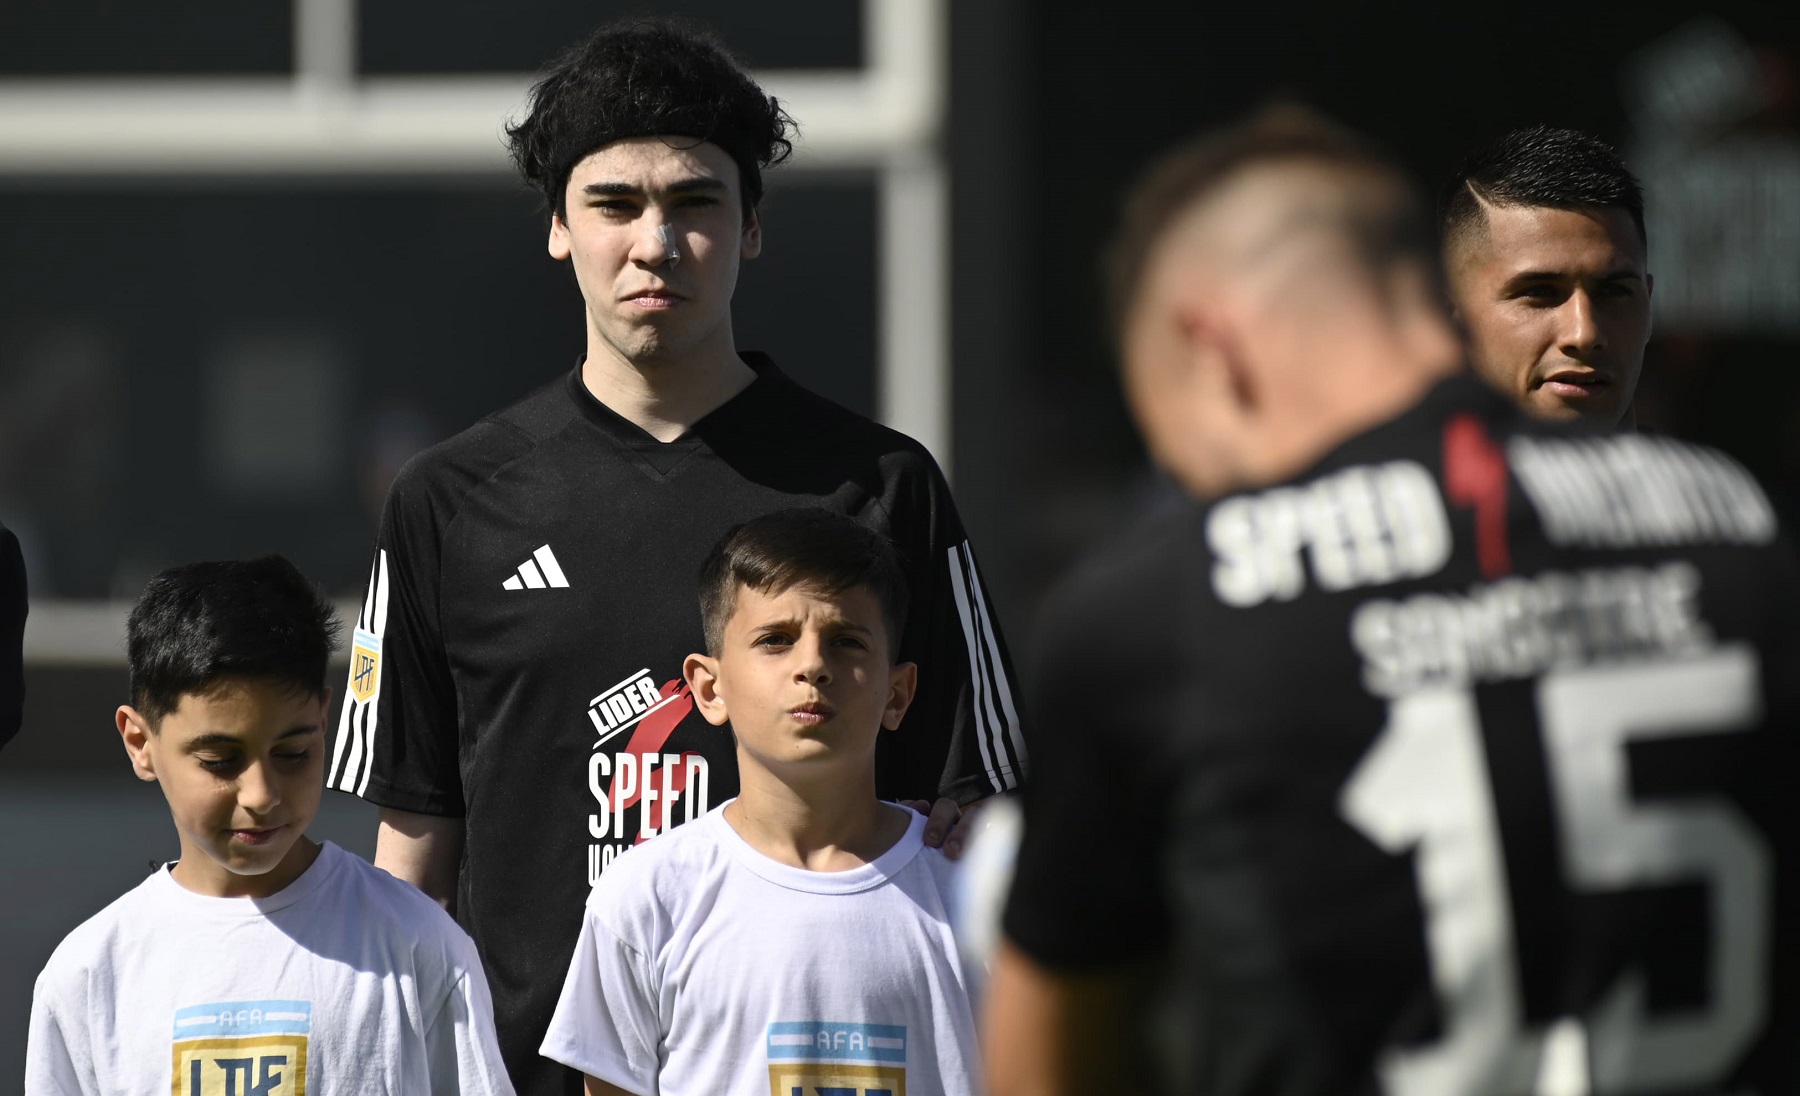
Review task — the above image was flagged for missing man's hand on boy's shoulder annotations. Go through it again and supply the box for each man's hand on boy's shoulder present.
[903,796,992,860]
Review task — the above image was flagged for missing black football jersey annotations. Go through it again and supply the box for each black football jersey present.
[1004,376,1800,1096]
[328,354,1025,1096]
[0,519,22,751]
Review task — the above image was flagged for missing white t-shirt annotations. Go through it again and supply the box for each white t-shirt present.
[540,803,981,1096]
[26,841,515,1096]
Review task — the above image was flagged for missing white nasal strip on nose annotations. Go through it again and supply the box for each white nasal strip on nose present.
[658,224,681,266]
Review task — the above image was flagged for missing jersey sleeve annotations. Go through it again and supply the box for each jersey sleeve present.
[0,521,24,753]
[1000,534,1181,969]
[882,455,1028,805]
[424,936,518,1096]
[326,458,466,814]
[26,964,95,1095]
[538,903,662,1095]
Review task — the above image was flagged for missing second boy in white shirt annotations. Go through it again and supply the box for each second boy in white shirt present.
[541,509,981,1096]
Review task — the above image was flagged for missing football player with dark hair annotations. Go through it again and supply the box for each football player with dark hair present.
[987,108,1800,1096]
[1441,126,1652,425]
[328,18,1023,1096]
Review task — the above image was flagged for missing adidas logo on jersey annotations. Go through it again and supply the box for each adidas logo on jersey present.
[502,545,570,590]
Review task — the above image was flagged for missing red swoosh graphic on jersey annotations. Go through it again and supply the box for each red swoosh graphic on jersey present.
[1443,413,1512,579]
[606,678,697,837]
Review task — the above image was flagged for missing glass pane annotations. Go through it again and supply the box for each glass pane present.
[0,0,291,76]
[361,0,862,75]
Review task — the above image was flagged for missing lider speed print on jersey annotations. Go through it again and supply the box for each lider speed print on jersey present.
[583,668,707,880]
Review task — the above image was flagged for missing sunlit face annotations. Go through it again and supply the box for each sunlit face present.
[549,135,762,368]
[686,584,915,780]
[1449,203,1652,424]
[118,678,328,898]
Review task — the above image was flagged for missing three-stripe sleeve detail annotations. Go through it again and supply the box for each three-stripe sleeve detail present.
[328,549,389,796]
[948,542,1025,792]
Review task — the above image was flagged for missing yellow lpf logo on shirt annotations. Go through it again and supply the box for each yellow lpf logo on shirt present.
[766,1062,905,1096]
[350,629,381,704]
[171,1001,309,1096]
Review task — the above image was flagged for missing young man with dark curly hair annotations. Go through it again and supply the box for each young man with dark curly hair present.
[326,19,1024,1096]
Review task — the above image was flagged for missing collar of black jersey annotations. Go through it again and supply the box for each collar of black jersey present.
[1296,371,1526,482]
[563,350,785,453]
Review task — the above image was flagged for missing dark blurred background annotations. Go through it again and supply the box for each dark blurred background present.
[3,0,1798,1079]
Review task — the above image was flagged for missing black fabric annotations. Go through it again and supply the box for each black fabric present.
[329,353,1024,1096]
[0,520,23,751]
[1005,376,1800,1095]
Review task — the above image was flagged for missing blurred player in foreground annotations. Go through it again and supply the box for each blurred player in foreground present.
[985,109,1800,1096]
[1442,126,1652,426]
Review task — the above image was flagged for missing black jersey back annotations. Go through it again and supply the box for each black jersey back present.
[1004,376,1800,1096]
[329,354,1025,1096]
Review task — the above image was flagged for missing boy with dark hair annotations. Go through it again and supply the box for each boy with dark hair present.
[1440,125,1653,425]
[541,509,980,1096]
[27,556,514,1096]
[330,18,1022,1094]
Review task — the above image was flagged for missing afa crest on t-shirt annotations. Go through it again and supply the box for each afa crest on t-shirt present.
[171,1000,311,1096]
[765,1021,907,1096]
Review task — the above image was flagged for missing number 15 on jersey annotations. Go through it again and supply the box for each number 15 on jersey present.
[1343,648,1768,1095]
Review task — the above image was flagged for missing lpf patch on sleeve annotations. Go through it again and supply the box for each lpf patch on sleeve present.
[172,1000,311,1096]
[349,629,381,705]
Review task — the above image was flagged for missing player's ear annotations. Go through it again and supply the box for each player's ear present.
[881,662,918,732]
[548,209,572,261]
[740,207,762,261]
[1179,305,1253,416]
[117,705,157,782]
[683,653,731,727]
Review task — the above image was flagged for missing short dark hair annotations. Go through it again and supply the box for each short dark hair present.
[126,555,340,724]
[1105,105,1432,340]
[1440,125,1646,257]
[505,17,795,219]
[697,509,909,656]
